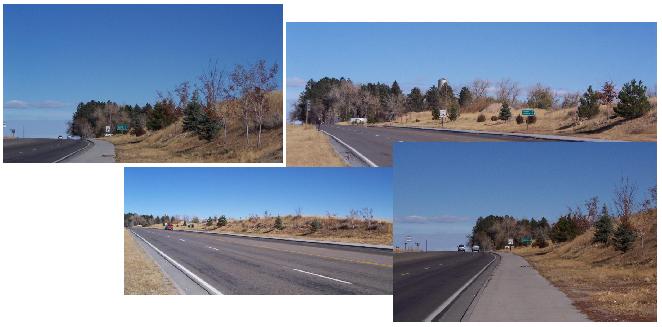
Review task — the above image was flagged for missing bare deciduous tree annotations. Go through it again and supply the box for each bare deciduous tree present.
[614,176,637,221]
[174,81,191,112]
[470,79,491,99]
[496,78,521,107]
[584,196,599,224]
[199,62,228,139]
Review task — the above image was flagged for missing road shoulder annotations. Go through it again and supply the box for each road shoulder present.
[63,139,115,163]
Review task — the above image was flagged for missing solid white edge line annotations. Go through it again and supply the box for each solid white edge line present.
[53,139,93,163]
[423,253,497,322]
[130,229,223,295]
[292,268,352,285]
[320,129,379,167]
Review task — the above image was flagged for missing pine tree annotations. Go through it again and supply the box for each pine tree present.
[426,86,441,120]
[183,91,204,132]
[197,109,222,141]
[274,216,284,230]
[614,79,651,119]
[600,81,617,104]
[498,102,511,121]
[613,220,636,252]
[577,85,600,119]
[458,87,473,108]
[448,102,460,121]
[217,215,227,227]
[592,204,613,244]
[406,87,425,112]
[390,81,402,97]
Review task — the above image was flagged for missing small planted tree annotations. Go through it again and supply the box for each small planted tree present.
[477,114,486,122]
[613,220,636,252]
[592,205,613,244]
[498,102,511,121]
[577,85,600,119]
[448,102,460,121]
[309,220,322,232]
[600,81,617,105]
[183,91,204,132]
[206,217,213,226]
[274,216,284,230]
[217,215,228,227]
[516,115,524,124]
[614,80,652,119]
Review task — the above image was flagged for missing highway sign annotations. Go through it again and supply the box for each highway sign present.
[439,109,447,118]
[521,109,535,116]
[116,123,129,132]
[105,125,111,133]
[508,238,514,245]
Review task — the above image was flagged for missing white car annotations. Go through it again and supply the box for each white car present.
[457,244,466,252]
[472,245,480,252]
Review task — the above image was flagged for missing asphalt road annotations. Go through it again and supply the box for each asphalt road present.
[393,251,495,322]
[3,138,89,163]
[131,228,392,295]
[321,125,548,166]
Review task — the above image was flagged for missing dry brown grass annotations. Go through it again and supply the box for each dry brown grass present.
[124,229,177,295]
[512,210,656,321]
[108,92,283,163]
[381,99,656,141]
[149,215,392,246]
[286,124,347,167]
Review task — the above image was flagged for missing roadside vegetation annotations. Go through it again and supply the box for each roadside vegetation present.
[291,77,655,141]
[68,60,282,162]
[286,124,347,166]
[125,208,391,246]
[467,178,656,321]
[124,229,177,295]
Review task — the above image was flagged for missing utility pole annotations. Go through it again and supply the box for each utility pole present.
[305,100,311,125]
[425,240,428,252]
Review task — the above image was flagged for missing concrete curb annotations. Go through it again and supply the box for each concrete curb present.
[167,228,393,250]
[53,139,93,163]
[320,130,379,167]
[382,125,625,142]
[424,252,498,322]
[129,229,223,295]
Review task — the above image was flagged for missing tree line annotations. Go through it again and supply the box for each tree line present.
[290,77,654,125]
[468,178,656,253]
[68,59,280,147]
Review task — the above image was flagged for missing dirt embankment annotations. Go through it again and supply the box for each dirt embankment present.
[148,215,392,246]
[513,209,656,321]
[380,98,656,141]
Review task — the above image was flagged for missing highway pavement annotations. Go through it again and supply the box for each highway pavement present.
[393,251,496,322]
[3,138,89,163]
[130,228,392,295]
[321,125,548,166]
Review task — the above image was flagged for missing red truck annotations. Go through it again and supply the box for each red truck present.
[164,223,174,231]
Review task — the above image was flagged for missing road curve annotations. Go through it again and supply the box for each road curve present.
[131,227,392,295]
[3,138,89,163]
[321,125,548,166]
[393,251,495,322]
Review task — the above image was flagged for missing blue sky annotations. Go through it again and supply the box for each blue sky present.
[124,168,392,220]
[287,22,656,112]
[394,143,656,251]
[3,4,282,136]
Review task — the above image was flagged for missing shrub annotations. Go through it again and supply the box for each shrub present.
[577,85,600,119]
[592,205,613,244]
[448,103,460,121]
[526,116,537,124]
[614,80,652,119]
[206,218,213,226]
[498,103,511,121]
[490,115,498,121]
[309,220,322,232]
[613,220,636,252]
[516,115,524,124]
[527,84,555,109]
[274,216,284,230]
[477,114,486,122]
[217,215,227,227]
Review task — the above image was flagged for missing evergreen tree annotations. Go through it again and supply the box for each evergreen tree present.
[448,102,460,121]
[274,216,284,230]
[533,229,548,248]
[498,102,512,121]
[183,91,204,132]
[592,204,613,244]
[217,215,228,227]
[406,87,425,112]
[613,220,636,252]
[206,217,213,226]
[426,86,441,120]
[600,81,617,104]
[550,215,579,243]
[390,80,402,97]
[458,87,473,108]
[197,110,222,141]
[577,85,600,119]
[614,79,651,119]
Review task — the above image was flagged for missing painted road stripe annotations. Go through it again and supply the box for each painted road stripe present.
[321,129,378,167]
[130,229,222,295]
[423,253,497,322]
[179,239,186,242]
[292,268,352,285]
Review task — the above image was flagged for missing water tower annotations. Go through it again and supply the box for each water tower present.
[438,78,448,89]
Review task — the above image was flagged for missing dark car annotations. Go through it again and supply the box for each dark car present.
[457,244,466,252]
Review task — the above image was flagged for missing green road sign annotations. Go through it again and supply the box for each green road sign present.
[116,123,129,132]
[521,109,535,116]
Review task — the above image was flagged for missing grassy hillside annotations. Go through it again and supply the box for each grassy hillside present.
[124,229,177,295]
[513,209,656,321]
[380,98,656,141]
[149,215,392,246]
[286,124,347,166]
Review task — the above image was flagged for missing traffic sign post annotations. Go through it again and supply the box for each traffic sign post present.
[116,123,129,133]
[439,109,447,128]
[521,109,535,130]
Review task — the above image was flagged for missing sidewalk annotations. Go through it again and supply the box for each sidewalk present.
[465,252,589,321]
